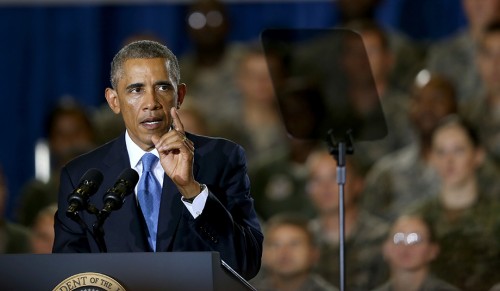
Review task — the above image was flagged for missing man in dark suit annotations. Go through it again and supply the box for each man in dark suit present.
[52,40,263,280]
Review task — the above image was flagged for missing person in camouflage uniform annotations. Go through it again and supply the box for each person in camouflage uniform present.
[249,139,319,221]
[362,73,457,221]
[251,213,338,291]
[406,115,500,291]
[343,19,415,171]
[306,146,389,291]
[372,214,460,291]
[426,0,500,104]
[462,20,500,170]
[332,0,426,91]
[179,0,247,134]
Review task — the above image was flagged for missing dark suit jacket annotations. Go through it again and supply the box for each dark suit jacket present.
[53,132,263,280]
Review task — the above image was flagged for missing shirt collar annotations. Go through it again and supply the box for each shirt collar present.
[125,130,160,170]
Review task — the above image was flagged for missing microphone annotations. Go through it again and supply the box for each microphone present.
[91,168,138,253]
[66,168,104,216]
[101,168,139,214]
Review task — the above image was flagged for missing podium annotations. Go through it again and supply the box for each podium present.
[0,252,256,291]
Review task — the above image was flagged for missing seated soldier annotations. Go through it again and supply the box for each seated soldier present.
[373,214,459,291]
[251,213,338,291]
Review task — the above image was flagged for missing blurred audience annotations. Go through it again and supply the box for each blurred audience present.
[92,104,125,146]
[407,115,500,291]
[30,203,57,254]
[222,44,289,165]
[179,0,245,133]
[177,98,210,136]
[462,20,500,166]
[344,19,414,170]
[362,72,458,221]
[306,146,389,291]
[44,99,96,172]
[333,0,425,91]
[16,99,96,226]
[251,213,338,291]
[373,214,459,291]
[426,0,500,103]
[249,138,318,222]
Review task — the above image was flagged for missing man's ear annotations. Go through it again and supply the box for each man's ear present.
[382,238,391,262]
[474,147,486,168]
[310,245,320,266]
[176,83,187,109]
[105,88,121,114]
[428,243,440,261]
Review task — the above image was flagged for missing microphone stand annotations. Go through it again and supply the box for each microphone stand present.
[67,202,108,253]
[92,186,133,253]
[92,211,108,253]
[92,204,117,254]
[326,129,354,291]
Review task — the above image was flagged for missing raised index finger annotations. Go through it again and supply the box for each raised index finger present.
[171,107,185,133]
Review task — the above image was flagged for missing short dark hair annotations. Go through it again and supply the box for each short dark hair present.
[478,20,500,54]
[110,40,181,89]
[264,213,316,246]
[410,72,458,113]
[45,99,94,140]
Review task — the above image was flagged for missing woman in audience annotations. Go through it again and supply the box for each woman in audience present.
[407,115,500,290]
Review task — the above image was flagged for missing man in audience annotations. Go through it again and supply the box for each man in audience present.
[227,44,289,167]
[250,138,319,221]
[462,20,500,167]
[426,0,500,103]
[344,19,414,170]
[332,0,425,90]
[362,72,458,221]
[179,0,245,133]
[17,100,96,226]
[306,146,389,290]
[251,213,338,291]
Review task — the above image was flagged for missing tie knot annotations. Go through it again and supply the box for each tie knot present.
[142,153,158,173]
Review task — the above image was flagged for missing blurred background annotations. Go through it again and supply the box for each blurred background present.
[0,0,465,220]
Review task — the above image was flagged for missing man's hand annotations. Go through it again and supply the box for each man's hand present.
[152,107,200,199]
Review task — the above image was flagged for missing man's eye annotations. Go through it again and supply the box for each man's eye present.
[129,87,141,93]
[158,85,170,91]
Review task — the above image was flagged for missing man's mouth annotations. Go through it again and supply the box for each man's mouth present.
[143,120,161,125]
[141,117,163,128]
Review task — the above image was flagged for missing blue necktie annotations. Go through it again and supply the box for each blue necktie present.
[137,153,161,251]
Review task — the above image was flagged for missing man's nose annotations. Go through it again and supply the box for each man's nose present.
[143,89,160,110]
